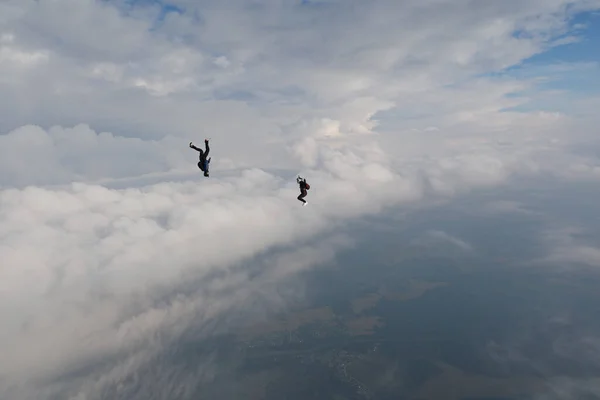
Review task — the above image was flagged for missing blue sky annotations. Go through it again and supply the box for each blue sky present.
[526,10,600,64]
[108,0,184,25]
[370,10,600,130]
[499,10,600,113]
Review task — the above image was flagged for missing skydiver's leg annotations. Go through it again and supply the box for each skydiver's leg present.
[204,140,210,158]
[297,190,307,204]
[195,146,204,161]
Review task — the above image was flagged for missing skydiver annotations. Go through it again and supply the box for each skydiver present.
[296,176,310,206]
[189,139,211,177]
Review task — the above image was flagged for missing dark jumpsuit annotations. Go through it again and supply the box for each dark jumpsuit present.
[191,140,210,176]
[298,179,308,203]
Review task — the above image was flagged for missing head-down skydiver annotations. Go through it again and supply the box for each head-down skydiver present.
[189,139,211,177]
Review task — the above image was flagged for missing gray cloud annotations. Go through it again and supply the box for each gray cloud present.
[535,227,600,269]
[411,230,474,252]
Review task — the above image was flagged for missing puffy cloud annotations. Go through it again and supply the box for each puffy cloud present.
[2,115,566,398]
[1,0,598,141]
[0,117,564,399]
[0,118,425,398]
[0,176,341,397]
[0,124,189,188]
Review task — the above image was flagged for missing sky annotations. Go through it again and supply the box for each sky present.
[2,0,600,399]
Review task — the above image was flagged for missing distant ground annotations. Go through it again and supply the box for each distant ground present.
[185,182,600,400]
[190,256,600,399]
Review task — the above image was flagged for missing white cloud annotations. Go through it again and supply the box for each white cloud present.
[533,227,600,269]
[1,0,598,140]
[0,174,351,397]
[413,230,474,252]
[0,124,190,188]
[0,119,542,398]
[483,200,538,215]
[2,0,600,398]
[0,124,427,398]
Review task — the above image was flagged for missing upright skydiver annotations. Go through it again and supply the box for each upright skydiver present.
[296,175,310,206]
[189,139,211,177]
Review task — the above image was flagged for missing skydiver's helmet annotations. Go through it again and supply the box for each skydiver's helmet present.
[296,176,303,184]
